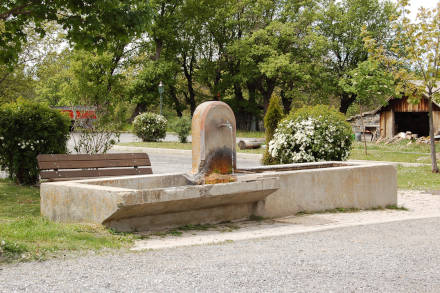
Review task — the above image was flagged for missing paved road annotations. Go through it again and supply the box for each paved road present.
[1,218,440,292]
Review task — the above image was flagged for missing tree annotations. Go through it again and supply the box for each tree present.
[364,0,440,173]
[0,23,64,103]
[318,0,395,114]
[262,94,284,165]
[339,60,395,154]
[0,0,150,66]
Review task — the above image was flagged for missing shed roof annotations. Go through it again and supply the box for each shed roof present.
[372,95,440,114]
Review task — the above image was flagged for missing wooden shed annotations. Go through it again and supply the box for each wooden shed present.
[377,96,440,138]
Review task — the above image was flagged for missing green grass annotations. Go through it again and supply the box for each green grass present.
[0,180,137,263]
[397,165,440,190]
[349,141,433,163]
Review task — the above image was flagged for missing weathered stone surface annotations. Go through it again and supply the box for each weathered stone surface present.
[192,101,236,175]
[241,161,397,218]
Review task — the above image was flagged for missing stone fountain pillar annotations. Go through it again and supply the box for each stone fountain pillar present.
[192,101,237,176]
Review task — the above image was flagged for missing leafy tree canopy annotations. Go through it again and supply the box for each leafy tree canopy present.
[0,0,150,65]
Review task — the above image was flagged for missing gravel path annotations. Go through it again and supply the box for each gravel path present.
[1,217,440,292]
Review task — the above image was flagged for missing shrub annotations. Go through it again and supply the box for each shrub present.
[133,112,167,142]
[71,118,120,154]
[268,105,353,163]
[0,100,71,185]
[173,116,191,143]
[262,95,284,165]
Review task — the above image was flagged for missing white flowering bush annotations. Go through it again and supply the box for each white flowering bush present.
[269,105,352,163]
[0,100,70,185]
[133,112,167,142]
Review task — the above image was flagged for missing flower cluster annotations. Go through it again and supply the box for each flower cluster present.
[268,110,352,164]
[133,112,167,142]
[16,139,45,151]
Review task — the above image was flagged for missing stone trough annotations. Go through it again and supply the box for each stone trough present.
[40,101,397,232]
[41,173,279,232]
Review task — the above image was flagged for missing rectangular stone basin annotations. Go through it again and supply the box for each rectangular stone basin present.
[40,173,280,232]
[40,160,397,232]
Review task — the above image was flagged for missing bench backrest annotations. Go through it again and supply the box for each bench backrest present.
[37,153,152,180]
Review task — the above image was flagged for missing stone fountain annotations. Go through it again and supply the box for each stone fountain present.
[40,101,397,232]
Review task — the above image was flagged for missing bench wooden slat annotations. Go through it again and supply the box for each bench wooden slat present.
[38,158,150,170]
[37,153,148,162]
[38,152,153,181]
[39,167,152,179]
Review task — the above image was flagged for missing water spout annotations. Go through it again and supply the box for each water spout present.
[218,121,232,130]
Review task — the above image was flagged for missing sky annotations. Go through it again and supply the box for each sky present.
[407,0,439,19]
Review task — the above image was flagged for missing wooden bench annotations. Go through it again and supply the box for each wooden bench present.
[37,153,152,181]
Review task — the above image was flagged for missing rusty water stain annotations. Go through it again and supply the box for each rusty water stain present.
[198,146,235,175]
[204,173,237,185]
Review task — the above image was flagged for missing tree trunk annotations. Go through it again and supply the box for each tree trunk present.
[182,52,197,115]
[259,78,276,112]
[130,102,147,121]
[428,95,439,173]
[359,104,368,156]
[280,89,291,114]
[339,93,356,114]
[234,82,251,130]
[169,85,182,117]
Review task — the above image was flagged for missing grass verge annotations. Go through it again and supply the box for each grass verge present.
[397,165,440,190]
[349,141,433,163]
[296,205,408,216]
[0,180,137,264]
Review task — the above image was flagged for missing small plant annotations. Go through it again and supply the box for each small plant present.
[173,116,191,143]
[262,94,284,165]
[0,239,28,261]
[249,215,265,222]
[133,112,167,142]
[0,100,70,185]
[71,118,120,154]
[177,223,214,231]
[269,105,352,164]
[385,205,408,211]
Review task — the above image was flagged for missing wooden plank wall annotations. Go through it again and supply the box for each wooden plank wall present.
[380,110,395,138]
[392,97,430,112]
[433,111,440,134]
[380,113,386,138]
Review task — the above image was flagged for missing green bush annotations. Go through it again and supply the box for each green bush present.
[133,112,167,142]
[173,116,191,143]
[262,95,284,165]
[268,105,353,163]
[0,100,70,185]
